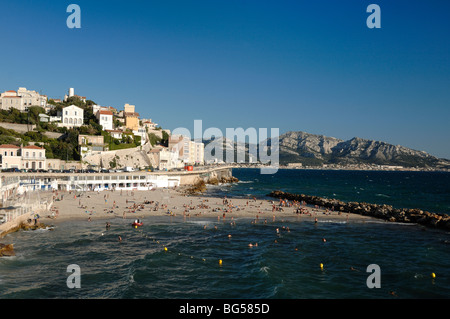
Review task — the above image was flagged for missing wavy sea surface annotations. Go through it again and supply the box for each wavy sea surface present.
[0,168,449,299]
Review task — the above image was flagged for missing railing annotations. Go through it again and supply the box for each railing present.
[0,205,34,224]
[0,190,53,225]
[21,156,45,160]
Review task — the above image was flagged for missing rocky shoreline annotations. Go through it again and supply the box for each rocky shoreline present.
[268,190,450,231]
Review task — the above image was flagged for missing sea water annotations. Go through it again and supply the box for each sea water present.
[0,168,449,299]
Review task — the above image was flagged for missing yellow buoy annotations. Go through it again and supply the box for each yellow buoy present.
[431,273,436,279]
[164,247,168,251]
[219,259,223,266]
[320,263,324,270]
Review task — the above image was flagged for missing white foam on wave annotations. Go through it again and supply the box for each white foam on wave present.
[318,220,347,224]
[186,220,215,226]
[260,266,270,274]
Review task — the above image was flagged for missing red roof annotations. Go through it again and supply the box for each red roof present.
[6,90,16,93]
[22,145,44,150]
[99,110,113,115]
[0,144,20,149]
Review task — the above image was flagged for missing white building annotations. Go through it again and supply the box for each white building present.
[0,87,47,112]
[96,110,113,131]
[58,105,84,128]
[142,119,158,130]
[21,145,46,170]
[148,147,181,171]
[0,144,46,170]
[0,144,21,169]
[194,142,205,165]
[64,88,86,103]
[169,135,204,165]
[133,127,149,145]
[106,129,123,140]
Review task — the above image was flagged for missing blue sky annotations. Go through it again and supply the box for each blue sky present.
[1,0,449,158]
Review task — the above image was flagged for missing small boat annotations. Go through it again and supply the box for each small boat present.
[132,221,143,227]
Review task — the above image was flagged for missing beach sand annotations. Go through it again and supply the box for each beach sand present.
[41,186,376,225]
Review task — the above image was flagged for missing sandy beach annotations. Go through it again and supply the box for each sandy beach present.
[41,186,377,225]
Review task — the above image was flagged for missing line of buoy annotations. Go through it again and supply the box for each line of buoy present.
[131,226,218,265]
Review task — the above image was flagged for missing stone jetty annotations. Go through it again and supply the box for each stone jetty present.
[268,190,450,231]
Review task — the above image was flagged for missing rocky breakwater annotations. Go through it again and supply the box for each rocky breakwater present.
[268,190,450,231]
[183,175,239,195]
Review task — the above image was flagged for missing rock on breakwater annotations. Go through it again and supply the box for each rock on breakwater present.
[268,190,450,231]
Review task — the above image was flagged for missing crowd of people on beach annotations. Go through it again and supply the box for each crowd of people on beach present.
[48,187,345,224]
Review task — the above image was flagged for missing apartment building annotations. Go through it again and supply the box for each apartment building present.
[169,135,204,165]
[0,87,47,112]
[0,144,46,170]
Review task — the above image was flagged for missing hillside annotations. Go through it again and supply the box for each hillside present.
[202,131,450,169]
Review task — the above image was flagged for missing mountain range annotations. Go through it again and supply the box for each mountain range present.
[202,131,450,169]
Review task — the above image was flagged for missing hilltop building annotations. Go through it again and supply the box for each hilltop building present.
[124,112,140,131]
[0,87,47,112]
[64,88,86,103]
[58,105,84,128]
[124,103,135,113]
[96,109,114,131]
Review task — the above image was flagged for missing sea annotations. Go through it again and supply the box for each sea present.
[0,168,449,302]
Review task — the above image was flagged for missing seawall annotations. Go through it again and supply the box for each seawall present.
[0,199,53,238]
[268,190,450,231]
